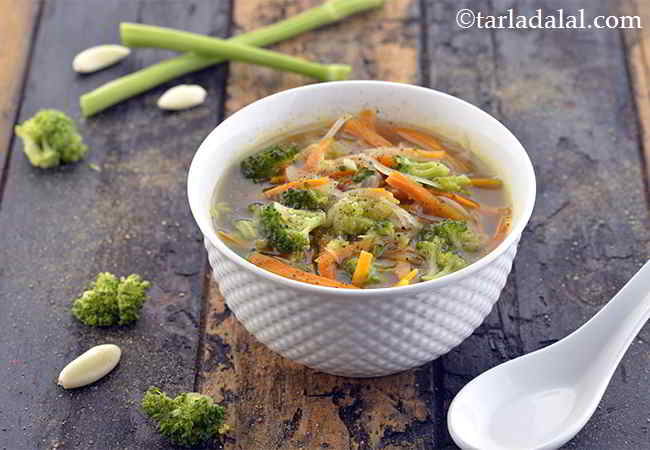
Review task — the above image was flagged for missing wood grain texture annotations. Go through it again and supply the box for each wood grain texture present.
[424,1,650,448]
[0,1,229,449]
[198,1,436,449]
[621,0,650,188]
[0,0,41,178]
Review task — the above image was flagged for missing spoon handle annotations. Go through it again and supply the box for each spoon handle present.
[569,260,650,372]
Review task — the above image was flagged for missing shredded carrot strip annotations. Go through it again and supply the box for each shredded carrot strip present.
[352,250,373,287]
[218,231,249,248]
[304,137,333,172]
[415,149,446,159]
[394,127,445,151]
[325,237,374,263]
[378,154,397,168]
[358,109,377,129]
[249,253,356,289]
[492,213,512,244]
[316,251,336,280]
[470,178,503,189]
[429,188,480,209]
[270,175,287,184]
[263,177,330,198]
[395,269,418,286]
[343,117,392,147]
[328,169,357,179]
[385,172,467,220]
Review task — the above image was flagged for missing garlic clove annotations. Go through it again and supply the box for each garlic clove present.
[73,45,130,73]
[157,84,207,111]
[58,344,121,389]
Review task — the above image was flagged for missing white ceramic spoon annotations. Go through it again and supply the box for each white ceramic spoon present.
[448,260,650,450]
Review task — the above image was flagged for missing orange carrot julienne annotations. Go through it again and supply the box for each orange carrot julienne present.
[394,127,445,151]
[316,251,336,280]
[378,154,397,168]
[385,172,467,220]
[328,169,357,179]
[352,250,373,287]
[470,178,503,189]
[343,117,392,147]
[263,177,330,198]
[249,253,356,289]
[325,237,375,263]
[270,174,287,184]
[429,188,480,209]
[304,137,333,172]
[395,269,418,286]
[218,231,249,248]
[415,149,446,159]
[358,109,377,129]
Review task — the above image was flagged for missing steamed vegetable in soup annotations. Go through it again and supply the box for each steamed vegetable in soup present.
[212,110,511,289]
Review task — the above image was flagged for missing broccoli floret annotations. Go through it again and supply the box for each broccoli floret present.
[416,238,467,280]
[234,219,257,240]
[14,109,88,169]
[342,257,381,285]
[280,188,329,210]
[372,219,395,237]
[352,167,375,183]
[420,219,483,252]
[71,273,150,326]
[395,155,449,179]
[327,195,398,236]
[142,387,226,447]
[240,144,300,182]
[434,175,471,192]
[258,202,326,253]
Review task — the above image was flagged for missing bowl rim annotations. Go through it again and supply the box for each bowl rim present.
[188,80,536,298]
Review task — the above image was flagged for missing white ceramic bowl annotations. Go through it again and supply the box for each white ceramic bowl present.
[188,81,536,377]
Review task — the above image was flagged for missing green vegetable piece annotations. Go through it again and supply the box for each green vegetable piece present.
[419,219,483,252]
[342,256,381,285]
[81,0,385,116]
[352,167,375,183]
[395,155,449,179]
[434,175,471,192]
[234,219,257,240]
[121,23,351,82]
[142,387,226,447]
[416,238,467,281]
[71,273,151,326]
[280,188,329,210]
[14,109,88,169]
[240,144,300,182]
[327,195,397,236]
[258,202,326,253]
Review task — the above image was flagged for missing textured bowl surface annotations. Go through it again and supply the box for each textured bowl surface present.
[188,81,536,377]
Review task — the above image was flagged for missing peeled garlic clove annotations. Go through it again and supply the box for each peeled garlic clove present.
[73,45,130,73]
[58,344,121,389]
[157,84,207,111]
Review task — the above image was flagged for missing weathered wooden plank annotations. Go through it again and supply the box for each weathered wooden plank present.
[0,0,229,449]
[622,0,650,187]
[0,0,41,178]
[424,1,650,448]
[198,1,440,449]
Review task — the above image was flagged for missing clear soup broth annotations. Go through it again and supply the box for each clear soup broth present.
[212,110,511,289]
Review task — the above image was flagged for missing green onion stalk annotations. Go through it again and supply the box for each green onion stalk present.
[121,23,351,83]
[80,0,384,117]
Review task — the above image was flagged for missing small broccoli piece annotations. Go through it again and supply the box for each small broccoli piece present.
[352,167,375,183]
[71,273,150,326]
[395,155,449,179]
[434,175,471,192]
[372,219,395,237]
[14,109,88,169]
[234,219,257,240]
[258,202,326,253]
[416,238,467,280]
[327,195,397,236]
[240,144,300,182]
[280,188,329,210]
[420,219,483,252]
[142,387,226,447]
[342,256,381,285]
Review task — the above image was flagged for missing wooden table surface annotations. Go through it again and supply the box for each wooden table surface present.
[1,1,648,449]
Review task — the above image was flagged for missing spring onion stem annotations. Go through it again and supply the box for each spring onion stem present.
[80,0,384,117]
[120,23,351,83]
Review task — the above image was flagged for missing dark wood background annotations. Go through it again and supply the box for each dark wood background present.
[0,1,648,449]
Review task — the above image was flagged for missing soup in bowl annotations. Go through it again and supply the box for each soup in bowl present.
[188,81,535,377]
